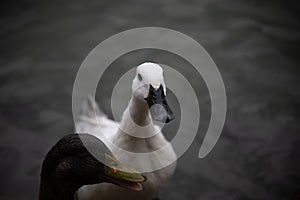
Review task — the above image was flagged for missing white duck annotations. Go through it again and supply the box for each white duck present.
[76,62,177,200]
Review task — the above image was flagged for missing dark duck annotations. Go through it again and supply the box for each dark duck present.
[39,134,146,200]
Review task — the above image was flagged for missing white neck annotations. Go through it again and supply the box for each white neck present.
[119,94,158,138]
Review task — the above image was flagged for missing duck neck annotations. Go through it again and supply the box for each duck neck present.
[119,94,156,138]
[39,175,78,200]
[39,185,76,200]
[129,94,151,126]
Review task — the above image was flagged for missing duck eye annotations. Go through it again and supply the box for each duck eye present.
[138,73,143,81]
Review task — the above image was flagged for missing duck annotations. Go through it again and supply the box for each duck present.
[76,62,177,200]
[39,134,146,200]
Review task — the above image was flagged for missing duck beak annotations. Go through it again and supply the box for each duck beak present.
[100,154,146,191]
[144,84,174,123]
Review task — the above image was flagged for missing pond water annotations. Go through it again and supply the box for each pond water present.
[0,0,299,199]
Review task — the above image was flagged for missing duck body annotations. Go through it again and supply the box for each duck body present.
[76,63,177,200]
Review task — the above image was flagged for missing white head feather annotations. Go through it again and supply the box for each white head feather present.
[132,62,166,98]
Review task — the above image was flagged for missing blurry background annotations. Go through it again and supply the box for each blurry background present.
[0,0,299,199]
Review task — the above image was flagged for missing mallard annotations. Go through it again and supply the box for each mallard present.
[76,62,177,200]
[39,134,146,200]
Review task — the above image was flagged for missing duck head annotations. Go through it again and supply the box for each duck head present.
[39,134,146,200]
[132,62,174,123]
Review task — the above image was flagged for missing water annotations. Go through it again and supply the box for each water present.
[0,0,299,199]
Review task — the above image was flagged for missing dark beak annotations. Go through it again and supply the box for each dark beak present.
[144,84,174,123]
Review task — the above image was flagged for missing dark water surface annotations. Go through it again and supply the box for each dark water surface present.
[0,0,299,199]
